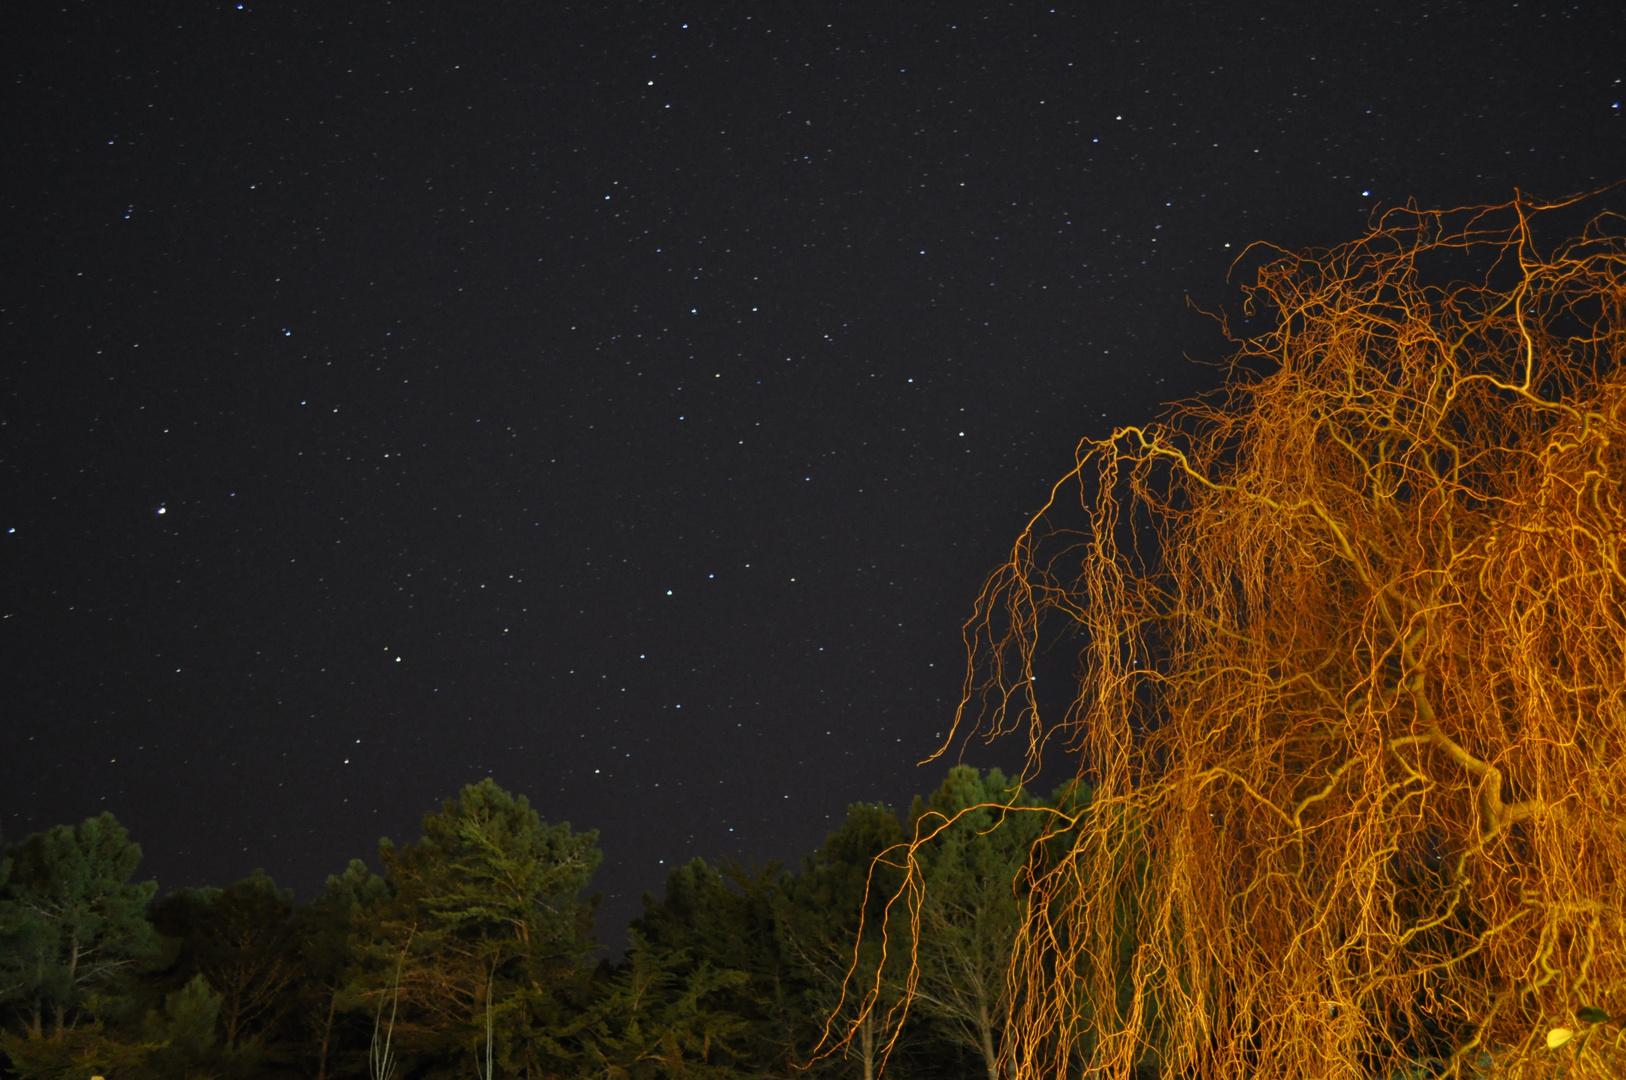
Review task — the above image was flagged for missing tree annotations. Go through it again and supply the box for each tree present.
[354,778,602,1078]
[781,803,914,1080]
[0,972,229,1080]
[903,767,1046,1080]
[293,858,392,1080]
[0,813,160,1040]
[578,933,750,1080]
[631,858,808,1077]
[941,195,1626,1079]
[149,869,302,1054]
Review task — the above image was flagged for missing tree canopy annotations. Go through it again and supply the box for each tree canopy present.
[0,812,160,1039]
[358,777,603,1079]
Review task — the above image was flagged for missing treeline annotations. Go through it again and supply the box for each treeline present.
[0,766,1084,1080]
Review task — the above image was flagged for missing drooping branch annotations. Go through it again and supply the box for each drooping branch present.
[899,192,1626,1080]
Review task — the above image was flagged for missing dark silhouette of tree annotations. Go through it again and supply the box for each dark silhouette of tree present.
[788,803,915,1080]
[578,932,750,1080]
[631,858,810,1077]
[149,869,302,1054]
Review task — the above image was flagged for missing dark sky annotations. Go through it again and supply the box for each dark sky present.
[4,1,1623,948]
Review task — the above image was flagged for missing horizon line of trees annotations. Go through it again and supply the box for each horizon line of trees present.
[0,766,1082,1080]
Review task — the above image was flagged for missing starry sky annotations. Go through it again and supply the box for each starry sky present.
[3,1,1624,948]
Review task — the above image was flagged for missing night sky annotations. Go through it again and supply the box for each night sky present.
[4,1,1624,949]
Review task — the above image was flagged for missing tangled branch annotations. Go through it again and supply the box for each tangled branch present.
[877,192,1626,1080]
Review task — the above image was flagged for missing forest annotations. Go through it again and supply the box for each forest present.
[0,766,1050,1080]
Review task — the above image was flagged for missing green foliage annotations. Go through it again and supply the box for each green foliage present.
[291,858,392,1079]
[580,934,750,1080]
[0,974,256,1080]
[632,859,815,1078]
[150,974,221,1058]
[0,1014,152,1080]
[905,767,1046,1080]
[149,870,301,1053]
[353,778,603,1078]
[777,802,916,1080]
[0,769,1105,1080]
[0,812,160,1038]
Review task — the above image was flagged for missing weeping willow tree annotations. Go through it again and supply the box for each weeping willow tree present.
[833,194,1626,1080]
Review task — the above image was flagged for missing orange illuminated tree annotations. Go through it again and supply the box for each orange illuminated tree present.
[844,194,1626,1080]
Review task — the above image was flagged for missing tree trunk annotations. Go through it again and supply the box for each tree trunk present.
[315,984,338,1080]
[858,1010,877,1080]
[224,987,247,1052]
[59,929,79,1036]
[978,999,999,1080]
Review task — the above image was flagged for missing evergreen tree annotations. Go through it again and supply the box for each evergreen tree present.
[630,859,805,1078]
[292,857,391,1080]
[354,778,602,1078]
[579,932,750,1080]
[0,815,263,1079]
[148,869,302,1054]
[777,803,914,1080]
[905,767,1045,1080]
[0,813,160,1039]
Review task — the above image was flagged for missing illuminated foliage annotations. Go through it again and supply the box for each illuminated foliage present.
[358,778,602,1078]
[903,195,1626,1079]
[578,933,751,1080]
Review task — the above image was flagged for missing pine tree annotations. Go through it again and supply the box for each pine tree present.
[149,869,302,1056]
[355,778,602,1078]
[294,858,391,1080]
[579,932,750,1080]
[632,858,807,1077]
[779,803,912,1080]
[905,767,1045,1080]
[0,813,160,1039]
